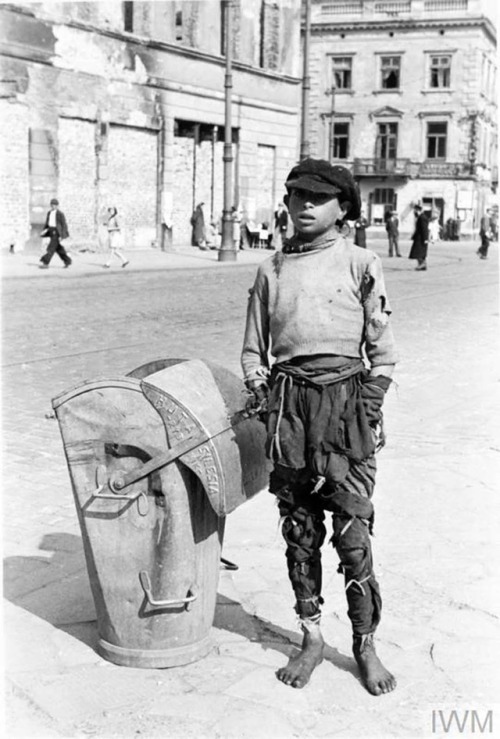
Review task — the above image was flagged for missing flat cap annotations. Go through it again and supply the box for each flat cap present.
[285,158,361,220]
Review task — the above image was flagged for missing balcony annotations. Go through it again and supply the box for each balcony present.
[317,0,472,20]
[353,158,412,177]
[423,0,468,11]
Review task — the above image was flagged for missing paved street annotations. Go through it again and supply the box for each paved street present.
[2,238,500,738]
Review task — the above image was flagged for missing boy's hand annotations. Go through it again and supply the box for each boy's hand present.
[361,375,392,426]
[245,380,269,415]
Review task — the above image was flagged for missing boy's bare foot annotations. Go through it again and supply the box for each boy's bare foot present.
[276,626,324,689]
[353,633,397,695]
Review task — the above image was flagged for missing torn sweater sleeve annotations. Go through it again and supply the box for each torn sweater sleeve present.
[241,269,270,382]
[361,255,399,367]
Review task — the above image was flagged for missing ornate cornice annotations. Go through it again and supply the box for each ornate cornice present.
[309,17,496,46]
[370,105,404,119]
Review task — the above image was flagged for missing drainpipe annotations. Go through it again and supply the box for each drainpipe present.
[211,125,218,221]
[156,113,165,250]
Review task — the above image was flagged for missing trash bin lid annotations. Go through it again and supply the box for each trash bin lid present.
[140,359,269,516]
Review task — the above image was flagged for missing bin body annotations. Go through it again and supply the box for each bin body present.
[53,360,268,668]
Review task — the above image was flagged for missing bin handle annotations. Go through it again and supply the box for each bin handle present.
[93,484,144,502]
[139,570,197,611]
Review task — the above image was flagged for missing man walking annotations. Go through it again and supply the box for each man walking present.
[477,208,493,260]
[40,198,72,269]
[386,211,401,257]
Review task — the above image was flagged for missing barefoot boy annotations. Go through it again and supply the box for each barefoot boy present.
[241,159,398,695]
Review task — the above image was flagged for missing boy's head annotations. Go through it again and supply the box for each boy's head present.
[284,159,361,240]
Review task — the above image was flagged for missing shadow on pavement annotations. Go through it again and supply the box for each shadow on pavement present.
[4,532,357,678]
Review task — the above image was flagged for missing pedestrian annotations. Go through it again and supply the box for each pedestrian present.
[386,210,401,257]
[428,210,440,247]
[273,202,289,251]
[354,209,369,248]
[231,205,242,249]
[408,204,429,270]
[39,198,72,269]
[103,207,129,268]
[206,221,220,250]
[190,202,207,249]
[241,158,398,696]
[477,208,493,260]
[258,222,270,248]
[490,209,498,241]
[240,212,252,250]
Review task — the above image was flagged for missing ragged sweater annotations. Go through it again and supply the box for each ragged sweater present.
[241,233,398,382]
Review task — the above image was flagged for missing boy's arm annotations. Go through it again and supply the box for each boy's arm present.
[362,255,399,371]
[241,275,270,387]
[369,364,394,379]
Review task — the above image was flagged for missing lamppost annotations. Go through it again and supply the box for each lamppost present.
[299,0,311,161]
[218,0,237,262]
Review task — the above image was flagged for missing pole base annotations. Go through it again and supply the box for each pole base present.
[218,249,238,263]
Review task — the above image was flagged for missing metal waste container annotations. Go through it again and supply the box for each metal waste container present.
[52,358,269,668]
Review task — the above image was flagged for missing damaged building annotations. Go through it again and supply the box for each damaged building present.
[0,1,302,251]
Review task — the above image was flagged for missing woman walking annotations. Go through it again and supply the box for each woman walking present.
[103,207,129,268]
[408,204,429,271]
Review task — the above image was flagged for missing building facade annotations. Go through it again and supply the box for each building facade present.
[0,0,301,252]
[307,0,497,236]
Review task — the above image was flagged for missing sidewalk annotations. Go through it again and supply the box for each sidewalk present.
[1,238,477,279]
[1,245,272,279]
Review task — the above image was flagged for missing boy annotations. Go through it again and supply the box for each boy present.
[241,159,398,695]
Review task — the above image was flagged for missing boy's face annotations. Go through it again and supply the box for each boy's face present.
[287,188,345,240]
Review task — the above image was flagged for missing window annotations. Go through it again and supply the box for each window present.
[380,56,400,89]
[371,188,396,225]
[220,0,241,59]
[175,10,183,41]
[123,1,133,32]
[332,57,352,90]
[376,123,398,160]
[332,122,349,159]
[260,1,280,70]
[427,122,447,159]
[429,55,451,88]
[373,188,395,206]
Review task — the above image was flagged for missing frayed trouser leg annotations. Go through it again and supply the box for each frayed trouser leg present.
[331,513,382,636]
[278,498,326,624]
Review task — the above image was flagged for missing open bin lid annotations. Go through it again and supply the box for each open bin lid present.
[53,359,269,516]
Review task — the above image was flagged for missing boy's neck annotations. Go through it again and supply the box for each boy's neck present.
[285,227,340,253]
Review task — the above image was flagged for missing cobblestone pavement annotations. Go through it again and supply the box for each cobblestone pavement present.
[2,239,500,738]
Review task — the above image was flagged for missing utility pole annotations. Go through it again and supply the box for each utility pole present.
[299,0,311,161]
[218,0,236,262]
[328,84,335,160]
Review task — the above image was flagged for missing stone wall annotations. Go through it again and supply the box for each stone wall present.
[102,124,158,249]
[0,99,30,251]
[58,118,97,246]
